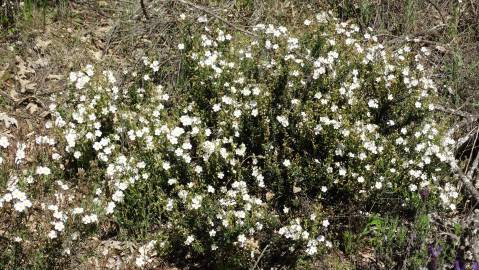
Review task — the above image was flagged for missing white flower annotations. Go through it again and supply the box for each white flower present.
[276,115,289,127]
[368,99,379,108]
[69,72,78,83]
[171,127,185,137]
[36,166,51,176]
[135,256,146,268]
[191,195,202,210]
[85,64,94,77]
[322,219,330,227]
[48,230,57,239]
[112,190,124,202]
[12,189,26,201]
[106,202,116,214]
[283,159,291,167]
[197,15,207,23]
[212,103,221,112]
[0,136,9,148]
[15,143,26,164]
[52,153,61,160]
[233,109,242,118]
[185,235,195,245]
[14,200,31,212]
[162,161,171,171]
[166,199,174,211]
[53,221,65,232]
[72,207,84,215]
[82,214,98,224]
[73,151,82,159]
[180,115,194,126]
[237,234,246,245]
[178,43,185,50]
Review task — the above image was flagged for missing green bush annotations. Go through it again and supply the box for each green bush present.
[0,11,460,269]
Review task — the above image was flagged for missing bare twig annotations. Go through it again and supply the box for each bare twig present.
[140,0,149,20]
[400,232,416,270]
[175,0,258,37]
[0,90,16,104]
[251,244,270,270]
[434,105,479,119]
[450,161,479,202]
[465,126,479,173]
[456,128,479,159]
[425,0,447,26]
[467,150,479,178]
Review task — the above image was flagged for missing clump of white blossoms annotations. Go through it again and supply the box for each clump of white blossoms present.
[0,10,459,269]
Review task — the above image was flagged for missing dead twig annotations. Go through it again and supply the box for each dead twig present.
[434,105,479,119]
[140,0,149,20]
[465,126,479,173]
[251,244,270,270]
[425,0,447,26]
[450,161,479,202]
[0,90,16,104]
[467,149,479,179]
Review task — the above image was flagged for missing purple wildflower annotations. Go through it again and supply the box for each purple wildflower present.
[420,187,429,201]
[427,244,442,270]
[453,257,465,270]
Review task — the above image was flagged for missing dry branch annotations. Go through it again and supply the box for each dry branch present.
[140,0,149,20]
[434,105,479,119]
[450,161,479,202]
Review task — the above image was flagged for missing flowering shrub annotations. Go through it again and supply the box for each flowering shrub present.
[0,11,461,269]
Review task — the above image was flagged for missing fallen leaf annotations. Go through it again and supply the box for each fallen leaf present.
[435,45,448,53]
[47,74,63,80]
[26,102,38,114]
[35,38,52,49]
[90,49,103,60]
[33,57,49,68]
[0,63,9,79]
[17,77,36,93]
[16,56,35,75]
[0,112,18,128]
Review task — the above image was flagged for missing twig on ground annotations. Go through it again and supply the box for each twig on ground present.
[103,23,119,56]
[0,90,16,104]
